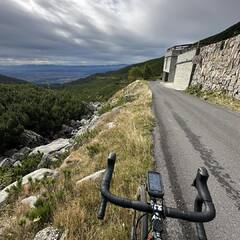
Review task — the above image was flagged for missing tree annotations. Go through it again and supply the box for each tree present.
[128,67,143,81]
[142,64,153,80]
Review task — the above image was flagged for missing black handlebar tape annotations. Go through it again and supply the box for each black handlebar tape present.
[193,167,213,202]
[164,201,215,222]
[97,197,108,219]
[97,153,116,220]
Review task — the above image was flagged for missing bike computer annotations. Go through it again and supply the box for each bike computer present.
[147,171,164,198]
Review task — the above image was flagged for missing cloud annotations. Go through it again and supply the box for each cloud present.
[0,0,239,65]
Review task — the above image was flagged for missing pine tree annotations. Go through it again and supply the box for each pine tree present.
[143,64,153,80]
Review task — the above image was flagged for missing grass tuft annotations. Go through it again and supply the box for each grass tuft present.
[186,84,240,112]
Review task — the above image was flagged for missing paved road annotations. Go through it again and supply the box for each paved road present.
[149,81,240,240]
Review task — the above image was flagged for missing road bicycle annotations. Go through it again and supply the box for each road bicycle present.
[98,153,216,240]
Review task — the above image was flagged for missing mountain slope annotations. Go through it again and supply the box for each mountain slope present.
[62,57,164,101]
[194,21,240,47]
[0,74,28,84]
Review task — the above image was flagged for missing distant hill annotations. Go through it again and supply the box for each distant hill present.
[0,74,28,84]
[62,57,164,101]
[69,57,164,86]
[0,64,127,85]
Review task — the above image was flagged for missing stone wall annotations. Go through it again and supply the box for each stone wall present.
[191,34,240,99]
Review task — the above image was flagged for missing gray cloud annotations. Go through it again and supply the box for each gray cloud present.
[0,0,239,65]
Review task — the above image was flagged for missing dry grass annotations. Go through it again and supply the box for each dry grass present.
[53,80,154,239]
[186,84,240,112]
[0,80,154,240]
[202,92,240,112]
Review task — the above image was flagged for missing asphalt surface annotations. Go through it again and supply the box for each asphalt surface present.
[149,81,240,240]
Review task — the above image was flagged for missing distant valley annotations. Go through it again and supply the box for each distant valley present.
[0,64,127,84]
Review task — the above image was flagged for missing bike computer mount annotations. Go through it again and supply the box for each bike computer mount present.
[147,171,164,198]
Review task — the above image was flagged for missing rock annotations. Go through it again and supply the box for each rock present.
[19,147,31,155]
[74,115,99,138]
[88,102,101,111]
[71,129,78,136]
[88,115,99,129]
[19,130,45,148]
[12,147,30,162]
[37,154,59,168]
[111,106,121,113]
[75,127,88,137]
[106,122,115,129]
[13,161,22,167]
[69,120,82,128]
[21,195,38,208]
[76,169,105,186]
[55,125,74,138]
[33,227,63,240]
[11,147,31,163]
[80,118,89,126]
[0,158,15,167]
[0,168,58,205]
[30,138,71,156]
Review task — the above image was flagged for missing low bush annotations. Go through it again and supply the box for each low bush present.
[0,154,42,190]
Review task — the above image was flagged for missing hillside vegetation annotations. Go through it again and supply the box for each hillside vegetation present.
[186,84,240,112]
[0,80,154,239]
[63,57,164,101]
[0,83,90,153]
[197,21,240,46]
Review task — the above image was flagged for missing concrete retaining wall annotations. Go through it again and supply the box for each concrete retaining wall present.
[174,49,196,90]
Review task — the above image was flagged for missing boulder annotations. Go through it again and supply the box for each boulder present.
[55,125,74,138]
[88,102,101,111]
[76,169,105,186]
[19,147,31,155]
[0,158,15,168]
[13,161,22,167]
[80,118,89,126]
[69,120,82,128]
[0,168,58,205]
[21,195,38,208]
[33,227,64,240]
[19,130,45,148]
[12,152,25,161]
[37,154,59,168]
[30,138,71,156]
[74,115,100,138]
[88,115,100,129]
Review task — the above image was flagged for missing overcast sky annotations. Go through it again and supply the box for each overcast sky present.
[0,0,239,65]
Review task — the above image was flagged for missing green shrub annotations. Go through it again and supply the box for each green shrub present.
[25,170,73,224]
[186,84,203,96]
[5,177,23,203]
[128,67,143,81]
[87,143,101,158]
[0,154,42,190]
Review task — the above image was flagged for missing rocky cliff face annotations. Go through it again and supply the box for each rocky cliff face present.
[192,34,240,99]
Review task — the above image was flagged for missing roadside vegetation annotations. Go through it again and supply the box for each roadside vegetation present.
[186,84,240,112]
[0,80,154,240]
